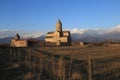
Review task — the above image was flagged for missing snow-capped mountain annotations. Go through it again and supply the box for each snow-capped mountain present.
[70,25,120,42]
[1,25,120,43]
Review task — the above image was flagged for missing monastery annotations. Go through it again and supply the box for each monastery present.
[10,33,28,47]
[45,19,71,46]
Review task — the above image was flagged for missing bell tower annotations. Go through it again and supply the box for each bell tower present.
[56,19,62,32]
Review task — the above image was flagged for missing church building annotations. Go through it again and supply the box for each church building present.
[10,33,28,47]
[45,19,71,46]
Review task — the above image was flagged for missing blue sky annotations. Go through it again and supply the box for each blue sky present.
[0,0,120,34]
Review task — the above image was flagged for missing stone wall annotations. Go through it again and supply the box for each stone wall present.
[11,39,27,47]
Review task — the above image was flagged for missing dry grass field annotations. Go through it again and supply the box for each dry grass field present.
[0,44,120,80]
[40,45,120,80]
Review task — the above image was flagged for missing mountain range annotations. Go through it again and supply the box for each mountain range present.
[1,25,120,43]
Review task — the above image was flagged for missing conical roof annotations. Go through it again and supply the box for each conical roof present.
[57,19,62,24]
[15,33,20,40]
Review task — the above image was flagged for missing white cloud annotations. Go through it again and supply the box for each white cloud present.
[70,28,89,34]
[0,29,18,38]
[67,25,120,35]
[107,25,120,33]
[0,29,43,39]
[69,28,106,35]
[22,32,42,38]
